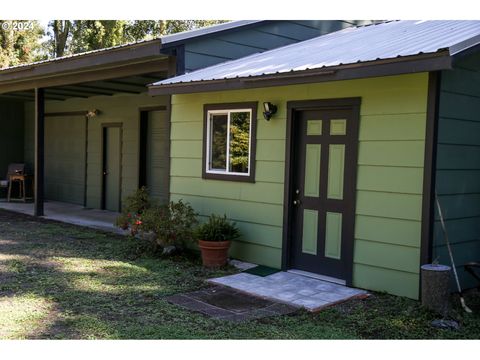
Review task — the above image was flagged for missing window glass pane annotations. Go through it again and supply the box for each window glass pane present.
[229,111,250,174]
[209,114,228,171]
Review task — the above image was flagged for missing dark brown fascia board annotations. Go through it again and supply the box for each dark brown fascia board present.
[0,39,163,81]
[0,58,169,94]
[148,52,453,96]
[420,71,441,268]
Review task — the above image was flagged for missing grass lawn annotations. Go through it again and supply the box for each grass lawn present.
[0,209,479,340]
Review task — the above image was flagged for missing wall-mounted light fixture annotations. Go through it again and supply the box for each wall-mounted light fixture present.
[263,102,277,121]
[86,109,100,118]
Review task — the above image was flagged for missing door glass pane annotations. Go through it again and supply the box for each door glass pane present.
[327,144,345,199]
[302,209,318,255]
[307,120,322,135]
[229,111,250,174]
[209,114,228,170]
[330,119,347,135]
[304,144,321,197]
[325,212,342,259]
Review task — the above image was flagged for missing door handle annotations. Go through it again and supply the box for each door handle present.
[293,199,301,206]
[103,171,108,176]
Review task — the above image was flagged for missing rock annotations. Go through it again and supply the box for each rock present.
[431,319,460,330]
[162,245,176,255]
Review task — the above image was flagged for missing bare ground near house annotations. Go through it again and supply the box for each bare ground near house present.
[0,209,479,339]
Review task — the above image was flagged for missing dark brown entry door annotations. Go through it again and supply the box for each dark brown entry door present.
[290,105,359,281]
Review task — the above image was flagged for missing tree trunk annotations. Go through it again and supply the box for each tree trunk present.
[53,20,70,57]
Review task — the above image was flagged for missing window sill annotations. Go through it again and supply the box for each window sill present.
[202,172,255,183]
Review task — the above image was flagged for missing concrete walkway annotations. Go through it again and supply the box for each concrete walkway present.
[209,271,368,312]
[0,200,122,234]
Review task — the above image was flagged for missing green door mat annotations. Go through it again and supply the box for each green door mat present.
[243,265,281,277]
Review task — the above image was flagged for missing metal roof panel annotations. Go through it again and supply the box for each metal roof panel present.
[152,20,480,87]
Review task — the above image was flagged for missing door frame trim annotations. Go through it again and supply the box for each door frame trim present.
[101,122,123,212]
[137,103,171,202]
[281,97,361,286]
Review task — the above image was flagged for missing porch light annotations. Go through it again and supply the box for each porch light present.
[86,109,100,118]
[262,102,277,121]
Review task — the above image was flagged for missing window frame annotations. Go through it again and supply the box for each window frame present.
[202,102,258,182]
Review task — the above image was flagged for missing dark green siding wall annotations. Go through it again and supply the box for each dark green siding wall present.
[435,54,480,289]
[0,100,25,179]
[44,115,87,205]
[184,20,373,72]
[24,93,170,209]
[146,110,169,204]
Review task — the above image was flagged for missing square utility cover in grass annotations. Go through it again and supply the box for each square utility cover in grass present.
[167,286,297,322]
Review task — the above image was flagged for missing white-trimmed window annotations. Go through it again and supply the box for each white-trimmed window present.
[203,103,257,182]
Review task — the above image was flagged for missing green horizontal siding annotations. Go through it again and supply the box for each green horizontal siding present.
[353,263,420,299]
[354,239,421,274]
[229,240,282,268]
[171,72,429,299]
[357,166,424,194]
[171,193,283,227]
[355,215,421,248]
[435,59,480,290]
[44,115,86,205]
[356,191,423,221]
[358,141,425,167]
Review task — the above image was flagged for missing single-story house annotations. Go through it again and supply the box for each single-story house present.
[0,20,479,300]
[148,20,480,299]
[0,20,366,213]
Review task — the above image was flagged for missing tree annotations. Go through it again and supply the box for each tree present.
[0,20,229,67]
[0,20,45,68]
[70,20,128,53]
[51,20,71,57]
[48,20,228,58]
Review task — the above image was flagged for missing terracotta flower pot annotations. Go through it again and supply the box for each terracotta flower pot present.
[198,240,231,268]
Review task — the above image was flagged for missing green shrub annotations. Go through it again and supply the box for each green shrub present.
[115,186,152,236]
[141,200,198,248]
[196,214,240,242]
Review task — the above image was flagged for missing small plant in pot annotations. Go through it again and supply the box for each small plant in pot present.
[196,214,240,268]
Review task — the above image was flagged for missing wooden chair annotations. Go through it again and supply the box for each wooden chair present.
[0,164,27,201]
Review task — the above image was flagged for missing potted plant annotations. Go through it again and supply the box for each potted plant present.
[196,214,240,267]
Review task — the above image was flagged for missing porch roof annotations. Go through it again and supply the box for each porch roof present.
[0,20,261,101]
[0,39,170,100]
[149,20,480,95]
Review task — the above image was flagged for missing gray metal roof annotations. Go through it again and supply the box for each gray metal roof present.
[152,20,480,88]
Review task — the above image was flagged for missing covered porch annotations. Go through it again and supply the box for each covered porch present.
[0,199,120,233]
[0,39,173,217]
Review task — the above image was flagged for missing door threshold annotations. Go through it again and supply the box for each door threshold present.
[287,269,346,286]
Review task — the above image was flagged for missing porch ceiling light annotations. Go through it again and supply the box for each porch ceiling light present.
[263,102,277,121]
[86,109,100,118]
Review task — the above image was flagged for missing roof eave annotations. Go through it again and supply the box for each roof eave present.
[148,52,453,96]
[0,40,170,94]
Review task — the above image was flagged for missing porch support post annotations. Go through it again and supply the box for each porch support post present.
[34,87,45,216]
